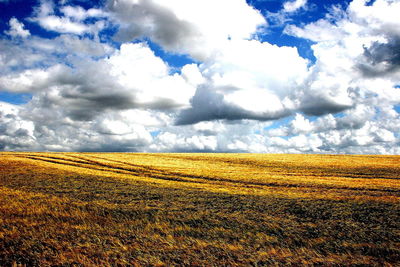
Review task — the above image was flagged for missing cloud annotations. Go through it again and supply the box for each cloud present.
[150,120,269,152]
[0,40,44,74]
[60,5,106,21]
[30,0,106,35]
[358,37,400,77]
[1,41,195,126]
[176,85,290,125]
[107,0,266,60]
[0,68,52,93]
[264,0,309,26]
[0,34,113,77]
[152,131,218,152]
[0,102,36,150]
[0,0,399,154]
[265,102,400,154]
[0,100,157,152]
[283,0,400,118]
[283,0,307,13]
[177,39,309,124]
[5,18,30,38]
[36,16,88,34]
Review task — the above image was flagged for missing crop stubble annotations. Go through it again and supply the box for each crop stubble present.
[0,153,399,266]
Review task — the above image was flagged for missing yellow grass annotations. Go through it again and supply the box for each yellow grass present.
[0,152,399,266]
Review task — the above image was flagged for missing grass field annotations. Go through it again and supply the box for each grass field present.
[0,152,399,266]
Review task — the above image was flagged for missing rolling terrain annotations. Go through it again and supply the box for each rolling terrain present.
[0,152,399,266]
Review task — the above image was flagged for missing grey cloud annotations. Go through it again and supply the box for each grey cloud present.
[140,98,185,110]
[176,86,290,125]
[53,35,114,57]
[335,116,369,130]
[0,123,6,135]
[358,38,400,77]
[1,100,153,152]
[0,105,36,150]
[0,39,48,74]
[61,94,135,121]
[76,143,139,152]
[52,75,184,121]
[299,98,353,116]
[30,76,135,121]
[1,39,192,128]
[108,0,196,51]
[0,35,113,76]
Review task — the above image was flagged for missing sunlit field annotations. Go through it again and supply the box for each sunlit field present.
[0,152,399,266]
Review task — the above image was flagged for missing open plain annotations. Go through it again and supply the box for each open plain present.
[0,153,399,266]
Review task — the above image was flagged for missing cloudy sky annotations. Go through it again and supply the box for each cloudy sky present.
[0,0,399,153]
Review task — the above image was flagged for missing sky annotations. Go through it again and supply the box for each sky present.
[0,0,399,153]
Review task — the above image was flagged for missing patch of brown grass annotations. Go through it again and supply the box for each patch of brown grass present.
[0,152,399,265]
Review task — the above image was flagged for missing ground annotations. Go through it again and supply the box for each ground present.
[0,153,399,266]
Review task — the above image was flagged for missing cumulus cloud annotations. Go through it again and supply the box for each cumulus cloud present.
[1,42,195,119]
[283,0,307,13]
[265,103,400,154]
[5,18,30,38]
[107,0,266,60]
[0,34,113,77]
[176,85,289,125]
[30,0,106,35]
[60,5,106,21]
[177,39,309,124]
[283,0,400,118]
[264,0,309,26]
[0,100,158,152]
[0,102,36,150]
[358,37,400,77]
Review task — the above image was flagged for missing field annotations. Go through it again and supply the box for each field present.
[0,152,399,266]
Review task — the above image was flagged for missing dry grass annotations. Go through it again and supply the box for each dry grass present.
[0,152,399,266]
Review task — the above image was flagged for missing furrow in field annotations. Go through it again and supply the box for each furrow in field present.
[18,154,400,195]
[82,154,400,193]
[86,155,400,193]
[154,154,400,180]
[21,155,194,184]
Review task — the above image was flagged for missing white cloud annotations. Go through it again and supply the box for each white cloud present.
[0,68,52,92]
[265,0,308,26]
[153,132,218,152]
[35,15,89,34]
[0,34,114,78]
[285,0,400,81]
[107,0,266,60]
[177,39,309,124]
[0,40,198,151]
[0,42,195,111]
[30,0,106,35]
[284,0,400,120]
[107,43,196,109]
[290,113,313,134]
[283,0,307,13]
[5,18,30,38]
[60,5,106,21]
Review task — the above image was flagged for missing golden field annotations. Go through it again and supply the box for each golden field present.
[0,152,399,266]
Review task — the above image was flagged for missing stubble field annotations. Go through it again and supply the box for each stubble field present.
[0,152,399,266]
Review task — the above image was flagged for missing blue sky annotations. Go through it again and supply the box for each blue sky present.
[0,0,399,153]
